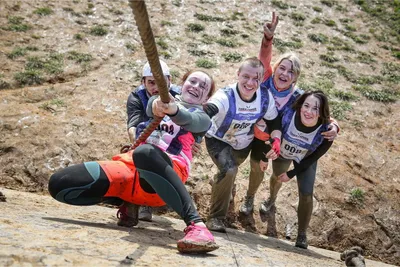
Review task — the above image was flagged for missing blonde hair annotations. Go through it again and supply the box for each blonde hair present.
[273,52,302,83]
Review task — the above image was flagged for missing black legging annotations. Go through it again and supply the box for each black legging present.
[48,161,111,206]
[48,144,201,225]
[134,144,201,225]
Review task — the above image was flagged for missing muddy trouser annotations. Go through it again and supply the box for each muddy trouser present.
[246,138,272,197]
[205,137,252,219]
[268,157,317,234]
[48,144,201,225]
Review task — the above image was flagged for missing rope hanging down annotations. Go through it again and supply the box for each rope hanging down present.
[128,0,170,150]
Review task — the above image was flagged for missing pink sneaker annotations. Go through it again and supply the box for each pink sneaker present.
[177,223,219,253]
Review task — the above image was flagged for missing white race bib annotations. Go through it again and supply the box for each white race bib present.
[280,138,308,163]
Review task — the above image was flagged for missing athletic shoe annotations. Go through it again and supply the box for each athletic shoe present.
[138,206,153,222]
[205,218,226,233]
[117,202,139,227]
[295,233,308,249]
[177,223,219,253]
[259,198,275,214]
[120,144,132,153]
[239,195,254,215]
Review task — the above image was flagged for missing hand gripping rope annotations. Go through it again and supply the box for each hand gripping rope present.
[128,0,170,150]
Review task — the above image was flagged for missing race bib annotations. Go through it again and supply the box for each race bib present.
[280,138,308,163]
[147,118,178,147]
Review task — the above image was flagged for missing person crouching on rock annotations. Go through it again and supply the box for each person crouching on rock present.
[48,70,218,254]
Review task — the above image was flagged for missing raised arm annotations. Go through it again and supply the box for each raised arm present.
[259,12,279,82]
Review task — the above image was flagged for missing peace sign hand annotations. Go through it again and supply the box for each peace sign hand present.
[263,11,279,40]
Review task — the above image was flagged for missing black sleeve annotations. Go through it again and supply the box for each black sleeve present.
[287,139,333,178]
[264,114,281,133]
[203,103,219,118]
[126,92,146,128]
[250,137,272,162]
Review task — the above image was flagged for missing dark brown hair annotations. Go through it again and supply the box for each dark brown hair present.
[292,90,330,124]
[181,70,216,98]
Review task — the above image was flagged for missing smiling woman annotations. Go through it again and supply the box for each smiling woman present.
[300,95,321,126]
[263,90,333,249]
[180,70,215,104]
[272,54,301,91]
[298,93,329,127]
[48,69,220,254]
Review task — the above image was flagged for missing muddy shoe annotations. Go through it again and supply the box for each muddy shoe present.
[295,233,308,249]
[259,198,275,215]
[117,202,139,227]
[206,218,226,233]
[239,195,254,215]
[138,206,153,222]
[120,144,132,154]
[177,223,219,253]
